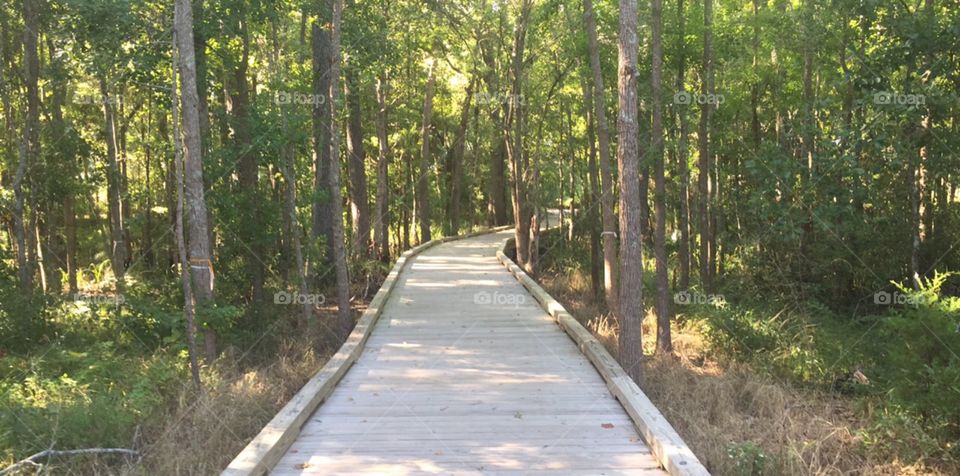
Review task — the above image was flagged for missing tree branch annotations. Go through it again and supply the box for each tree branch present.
[0,448,140,475]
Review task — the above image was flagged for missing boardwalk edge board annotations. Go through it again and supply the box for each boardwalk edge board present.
[496,237,711,476]
[221,226,511,476]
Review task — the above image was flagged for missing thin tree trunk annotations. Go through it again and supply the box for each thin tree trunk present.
[143,119,155,268]
[448,79,474,236]
[16,0,41,292]
[171,28,202,389]
[567,110,576,241]
[651,0,672,354]
[270,19,312,326]
[373,75,391,262]
[582,80,602,301]
[584,0,618,311]
[99,76,127,298]
[416,59,437,243]
[328,0,353,339]
[676,0,691,291]
[310,22,334,278]
[175,0,217,361]
[698,0,714,292]
[480,34,508,226]
[345,69,370,256]
[914,0,936,287]
[226,16,264,304]
[617,0,644,382]
[751,0,761,150]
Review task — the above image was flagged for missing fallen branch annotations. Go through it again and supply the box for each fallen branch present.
[0,448,140,475]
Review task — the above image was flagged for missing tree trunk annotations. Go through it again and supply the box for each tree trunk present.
[311,22,334,278]
[617,0,644,382]
[448,79,474,236]
[416,59,437,243]
[582,80,602,301]
[676,0,691,291]
[651,0,672,354]
[270,18,312,326]
[480,35,508,226]
[15,0,41,292]
[345,69,370,256]
[751,0,761,150]
[566,109,576,241]
[584,0,618,311]
[698,0,714,292]
[99,77,127,298]
[175,0,217,361]
[328,0,354,339]
[507,0,533,272]
[373,75,391,262]
[171,27,202,389]
[226,16,264,304]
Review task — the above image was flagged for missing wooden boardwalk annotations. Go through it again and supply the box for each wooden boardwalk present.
[271,230,667,475]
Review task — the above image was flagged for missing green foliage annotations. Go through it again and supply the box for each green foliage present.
[0,342,183,465]
[0,276,49,353]
[726,441,773,476]
[690,274,960,462]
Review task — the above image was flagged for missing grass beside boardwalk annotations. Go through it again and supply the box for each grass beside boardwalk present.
[0,265,381,474]
[535,230,960,475]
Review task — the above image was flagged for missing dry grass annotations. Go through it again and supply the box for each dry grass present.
[135,337,329,475]
[538,268,948,476]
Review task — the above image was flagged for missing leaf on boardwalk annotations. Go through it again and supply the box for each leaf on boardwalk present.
[601,423,615,429]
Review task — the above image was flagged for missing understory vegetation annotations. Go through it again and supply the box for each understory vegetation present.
[0,265,380,473]
[537,230,960,475]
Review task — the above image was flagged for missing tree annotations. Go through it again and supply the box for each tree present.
[506,0,534,272]
[583,0,618,311]
[447,78,474,236]
[311,21,334,279]
[223,5,264,304]
[698,0,714,292]
[327,0,353,339]
[175,0,217,361]
[616,0,643,382]
[373,75,391,261]
[675,0,691,292]
[171,25,202,388]
[416,57,437,244]
[345,67,370,257]
[650,0,672,354]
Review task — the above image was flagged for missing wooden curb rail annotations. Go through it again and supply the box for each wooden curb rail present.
[221,226,511,476]
[495,237,711,476]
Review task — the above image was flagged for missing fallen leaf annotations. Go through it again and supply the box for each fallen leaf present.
[601,423,614,429]
[295,463,313,469]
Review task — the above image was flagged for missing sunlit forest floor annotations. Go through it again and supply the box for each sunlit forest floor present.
[536,230,960,475]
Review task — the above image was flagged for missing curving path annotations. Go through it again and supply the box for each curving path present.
[270,230,667,475]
